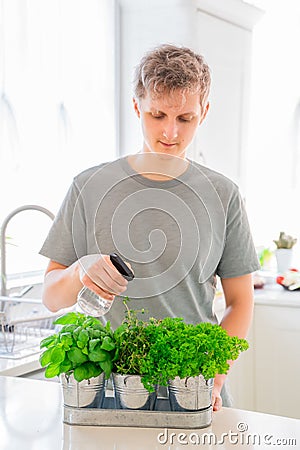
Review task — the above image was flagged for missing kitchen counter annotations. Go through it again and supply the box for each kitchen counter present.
[254,282,300,307]
[0,376,299,450]
[0,351,41,376]
[213,282,300,320]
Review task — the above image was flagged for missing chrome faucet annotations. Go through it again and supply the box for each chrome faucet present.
[0,205,54,297]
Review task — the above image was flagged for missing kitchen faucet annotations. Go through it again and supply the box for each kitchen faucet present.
[0,205,54,297]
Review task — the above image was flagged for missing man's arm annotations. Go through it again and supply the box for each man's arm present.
[42,255,129,312]
[212,273,254,410]
[42,260,83,312]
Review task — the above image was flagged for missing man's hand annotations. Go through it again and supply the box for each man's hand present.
[212,385,222,411]
[78,254,130,300]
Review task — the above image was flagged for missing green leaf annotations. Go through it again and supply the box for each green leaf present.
[88,329,102,339]
[101,336,115,351]
[51,347,66,365]
[72,326,82,340]
[59,358,73,374]
[54,312,81,325]
[61,324,78,334]
[89,338,101,352]
[67,347,88,365]
[100,359,113,378]
[83,317,98,328]
[73,362,101,382]
[89,347,109,362]
[45,363,60,378]
[78,329,89,344]
[77,329,89,349]
[73,365,89,382]
[60,332,73,349]
[88,364,102,379]
[40,334,57,349]
[39,348,53,367]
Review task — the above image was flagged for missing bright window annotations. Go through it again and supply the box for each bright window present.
[0,0,117,276]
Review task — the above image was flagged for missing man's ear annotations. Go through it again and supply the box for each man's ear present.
[133,97,140,118]
[199,101,209,125]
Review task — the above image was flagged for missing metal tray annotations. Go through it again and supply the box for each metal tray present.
[63,395,212,429]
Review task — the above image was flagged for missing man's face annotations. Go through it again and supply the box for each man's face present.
[133,89,209,159]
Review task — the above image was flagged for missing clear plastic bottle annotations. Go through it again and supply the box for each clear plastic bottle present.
[77,286,113,316]
[77,253,134,317]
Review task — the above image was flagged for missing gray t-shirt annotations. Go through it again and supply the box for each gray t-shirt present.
[40,156,259,328]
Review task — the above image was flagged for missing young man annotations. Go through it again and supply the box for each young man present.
[40,44,260,411]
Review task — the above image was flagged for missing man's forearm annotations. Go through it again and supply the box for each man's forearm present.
[213,274,255,398]
[42,262,82,312]
[220,274,254,339]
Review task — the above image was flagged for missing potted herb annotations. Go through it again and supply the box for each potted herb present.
[141,317,248,412]
[39,311,116,408]
[273,231,297,273]
[112,307,157,410]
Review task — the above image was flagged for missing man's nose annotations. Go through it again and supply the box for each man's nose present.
[162,121,178,141]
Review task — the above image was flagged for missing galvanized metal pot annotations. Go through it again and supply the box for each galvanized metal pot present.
[168,375,214,412]
[60,372,105,408]
[112,373,157,410]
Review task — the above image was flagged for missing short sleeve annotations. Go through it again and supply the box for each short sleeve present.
[39,179,87,266]
[216,187,260,278]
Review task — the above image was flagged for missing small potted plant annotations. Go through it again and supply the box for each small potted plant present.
[112,306,157,410]
[137,316,248,412]
[39,311,116,408]
[273,231,297,273]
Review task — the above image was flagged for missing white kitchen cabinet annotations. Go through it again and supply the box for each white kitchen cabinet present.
[117,0,263,188]
[253,303,300,418]
[228,288,300,419]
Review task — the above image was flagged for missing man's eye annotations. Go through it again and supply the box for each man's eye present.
[151,114,164,119]
[179,117,192,122]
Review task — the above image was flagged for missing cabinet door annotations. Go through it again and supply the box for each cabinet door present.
[254,304,300,419]
[227,323,255,411]
[192,11,252,188]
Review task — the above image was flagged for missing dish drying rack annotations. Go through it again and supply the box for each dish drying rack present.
[0,297,60,359]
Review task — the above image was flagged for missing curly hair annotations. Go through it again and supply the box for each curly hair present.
[133,44,211,109]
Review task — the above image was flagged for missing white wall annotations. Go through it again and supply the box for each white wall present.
[246,0,300,260]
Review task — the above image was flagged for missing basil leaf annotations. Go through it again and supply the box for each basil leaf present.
[101,336,115,351]
[89,338,101,352]
[100,359,112,378]
[39,347,53,367]
[67,347,88,364]
[51,347,66,365]
[54,312,81,325]
[89,347,109,362]
[60,332,73,349]
[59,358,73,373]
[73,365,88,382]
[40,334,57,349]
[45,363,60,378]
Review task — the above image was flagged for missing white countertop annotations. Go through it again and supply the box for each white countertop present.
[0,352,41,376]
[254,283,300,307]
[213,283,300,320]
[0,376,300,450]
